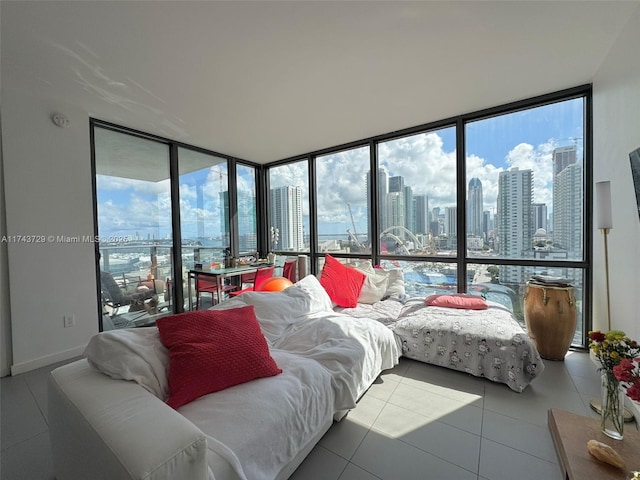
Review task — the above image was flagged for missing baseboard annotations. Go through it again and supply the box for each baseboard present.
[10,345,85,376]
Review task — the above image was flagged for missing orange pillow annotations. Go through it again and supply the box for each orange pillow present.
[425,294,488,310]
[156,306,282,409]
[319,254,366,308]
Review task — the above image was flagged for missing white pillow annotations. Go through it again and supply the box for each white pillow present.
[84,327,169,400]
[355,262,389,304]
[294,274,334,313]
[385,268,405,297]
[212,275,334,341]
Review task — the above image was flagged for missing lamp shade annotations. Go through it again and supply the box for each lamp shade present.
[596,181,613,229]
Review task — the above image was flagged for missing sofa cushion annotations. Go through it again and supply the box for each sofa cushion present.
[319,254,365,308]
[425,293,488,310]
[156,306,282,409]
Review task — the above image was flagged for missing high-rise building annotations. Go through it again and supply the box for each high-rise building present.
[532,203,548,232]
[553,147,582,259]
[238,189,257,252]
[270,186,304,251]
[553,145,577,176]
[367,168,389,232]
[388,176,404,193]
[403,185,413,233]
[413,195,429,234]
[467,177,483,237]
[497,167,533,284]
[444,206,457,237]
[386,191,405,232]
[482,210,491,240]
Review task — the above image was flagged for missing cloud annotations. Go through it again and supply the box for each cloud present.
[504,140,557,210]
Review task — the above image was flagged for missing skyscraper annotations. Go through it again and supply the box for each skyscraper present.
[532,203,548,231]
[270,186,304,251]
[497,167,533,284]
[553,145,582,258]
[444,206,457,237]
[467,177,483,237]
[238,189,257,252]
[367,168,388,232]
[413,195,429,234]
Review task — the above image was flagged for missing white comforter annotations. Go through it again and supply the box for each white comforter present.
[272,312,399,412]
[213,276,401,413]
[179,350,334,480]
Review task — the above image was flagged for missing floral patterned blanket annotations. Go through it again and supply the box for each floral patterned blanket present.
[338,297,545,392]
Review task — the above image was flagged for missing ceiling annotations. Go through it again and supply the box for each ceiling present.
[3,1,639,164]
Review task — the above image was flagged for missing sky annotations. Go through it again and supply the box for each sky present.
[97,97,585,239]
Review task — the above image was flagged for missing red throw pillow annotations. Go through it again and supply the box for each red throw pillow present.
[156,306,282,409]
[425,294,488,310]
[319,254,366,308]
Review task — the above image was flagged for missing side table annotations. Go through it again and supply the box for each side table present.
[548,408,640,479]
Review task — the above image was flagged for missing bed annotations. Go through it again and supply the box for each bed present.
[319,255,544,392]
[335,290,544,392]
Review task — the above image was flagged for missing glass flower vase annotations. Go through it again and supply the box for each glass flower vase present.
[601,370,624,440]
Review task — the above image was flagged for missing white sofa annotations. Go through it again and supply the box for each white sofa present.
[48,276,400,480]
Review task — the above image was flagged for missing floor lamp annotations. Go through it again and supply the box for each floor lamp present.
[590,182,632,419]
[596,181,612,331]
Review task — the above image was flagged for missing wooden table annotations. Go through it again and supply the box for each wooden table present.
[548,408,640,479]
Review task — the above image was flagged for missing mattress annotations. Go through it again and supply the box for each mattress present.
[394,298,544,392]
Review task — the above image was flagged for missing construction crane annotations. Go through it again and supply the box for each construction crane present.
[346,202,364,249]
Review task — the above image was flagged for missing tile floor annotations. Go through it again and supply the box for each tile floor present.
[1,351,636,480]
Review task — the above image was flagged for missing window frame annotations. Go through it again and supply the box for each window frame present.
[266,84,592,347]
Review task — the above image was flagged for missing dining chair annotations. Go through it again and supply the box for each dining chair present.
[229,266,275,297]
[195,277,237,309]
[282,259,297,283]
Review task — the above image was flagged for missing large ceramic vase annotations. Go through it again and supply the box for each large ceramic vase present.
[523,283,577,360]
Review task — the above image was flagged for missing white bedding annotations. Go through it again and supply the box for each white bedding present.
[82,275,401,480]
[213,276,401,412]
[272,312,400,413]
[179,350,334,480]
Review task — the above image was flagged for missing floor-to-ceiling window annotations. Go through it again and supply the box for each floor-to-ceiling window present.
[465,96,587,343]
[266,86,591,347]
[267,160,310,253]
[93,126,175,330]
[177,147,230,309]
[92,121,260,329]
[236,164,258,255]
[315,146,371,256]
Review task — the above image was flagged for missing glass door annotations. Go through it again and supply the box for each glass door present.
[94,127,175,330]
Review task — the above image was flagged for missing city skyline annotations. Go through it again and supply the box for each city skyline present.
[96,98,584,241]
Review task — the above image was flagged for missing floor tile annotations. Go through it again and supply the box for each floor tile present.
[483,379,587,427]
[338,463,382,480]
[352,430,477,480]
[481,409,558,463]
[400,361,485,407]
[320,416,370,460]
[479,438,563,480]
[0,431,54,480]
[371,402,481,472]
[364,376,399,403]
[388,382,483,435]
[0,376,48,450]
[289,444,348,480]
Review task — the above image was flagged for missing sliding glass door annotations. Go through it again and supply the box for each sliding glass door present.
[94,126,175,330]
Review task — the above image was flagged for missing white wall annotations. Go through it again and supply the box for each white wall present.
[1,88,98,374]
[592,6,640,417]
[592,5,640,343]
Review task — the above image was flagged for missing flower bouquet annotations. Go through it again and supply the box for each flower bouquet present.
[588,330,640,440]
[614,357,640,402]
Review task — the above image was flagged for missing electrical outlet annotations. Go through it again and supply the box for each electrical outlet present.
[63,315,75,328]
